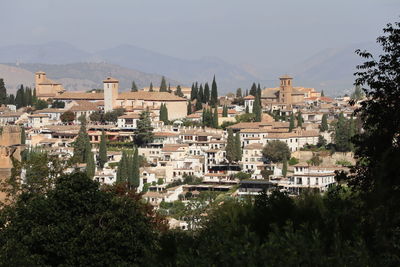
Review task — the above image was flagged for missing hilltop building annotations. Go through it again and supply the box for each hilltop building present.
[35,72,65,99]
[262,76,321,108]
[52,76,187,120]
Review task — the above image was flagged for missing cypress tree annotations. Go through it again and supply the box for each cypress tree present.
[187,101,192,115]
[175,85,184,97]
[131,147,140,188]
[131,81,138,92]
[198,84,204,103]
[213,107,219,128]
[159,76,167,92]
[0,78,7,106]
[297,111,303,127]
[210,75,218,106]
[99,130,107,169]
[334,112,349,152]
[32,88,37,105]
[7,94,15,105]
[236,88,242,98]
[73,118,91,163]
[245,89,249,97]
[320,114,328,132]
[159,103,164,122]
[321,90,325,97]
[289,113,295,132]
[15,85,25,109]
[20,127,26,145]
[168,83,172,93]
[85,149,95,179]
[190,83,197,101]
[202,108,207,126]
[25,87,32,106]
[204,83,210,103]
[257,83,262,100]
[135,110,154,146]
[222,105,228,117]
[149,82,154,92]
[164,104,169,123]
[225,129,235,163]
[117,151,129,183]
[282,156,288,177]
[253,94,262,122]
[234,132,242,162]
[250,83,257,96]
[195,99,202,111]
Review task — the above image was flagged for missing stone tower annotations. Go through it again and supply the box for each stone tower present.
[279,75,293,105]
[35,71,46,87]
[103,77,119,112]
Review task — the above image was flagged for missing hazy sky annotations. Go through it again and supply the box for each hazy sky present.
[1,0,398,71]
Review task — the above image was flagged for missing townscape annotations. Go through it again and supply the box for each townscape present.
[0,71,361,230]
[0,1,399,264]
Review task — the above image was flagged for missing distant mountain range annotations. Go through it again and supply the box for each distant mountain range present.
[0,62,180,92]
[0,41,381,96]
[289,42,380,96]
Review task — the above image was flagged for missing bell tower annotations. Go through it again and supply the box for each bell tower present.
[103,77,119,112]
[279,75,293,106]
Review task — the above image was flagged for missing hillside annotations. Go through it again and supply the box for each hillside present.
[0,62,181,93]
[0,42,257,94]
[290,42,381,96]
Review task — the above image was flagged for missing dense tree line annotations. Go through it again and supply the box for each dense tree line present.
[116,148,140,189]
[201,107,219,128]
[190,76,219,111]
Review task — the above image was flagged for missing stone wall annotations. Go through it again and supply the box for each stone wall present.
[291,150,355,166]
[0,126,21,203]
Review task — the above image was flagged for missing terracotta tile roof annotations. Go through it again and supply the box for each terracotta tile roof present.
[103,77,119,83]
[240,128,268,133]
[54,92,104,100]
[118,114,140,119]
[118,91,186,101]
[34,108,64,114]
[28,114,49,118]
[162,144,188,152]
[266,130,318,139]
[186,113,201,118]
[154,132,179,137]
[244,143,264,150]
[0,112,24,117]
[244,95,255,100]
[228,122,262,129]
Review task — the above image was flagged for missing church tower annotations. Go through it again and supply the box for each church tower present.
[103,77,119,112]
[279,75,293,106]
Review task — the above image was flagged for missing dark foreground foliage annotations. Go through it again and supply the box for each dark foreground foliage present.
[0,173,166,266]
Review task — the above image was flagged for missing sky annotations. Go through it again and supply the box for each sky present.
[1,0,398,73]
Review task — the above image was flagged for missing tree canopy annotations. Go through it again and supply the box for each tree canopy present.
[262,140,291,163]
[0,172,163,266]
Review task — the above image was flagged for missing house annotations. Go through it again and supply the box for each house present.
[241,143,264,173]
[0,112,27,125]
[283,164,337,195]
[264,130,319,152]
[27,114,50,128]
[117,113,140,130]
